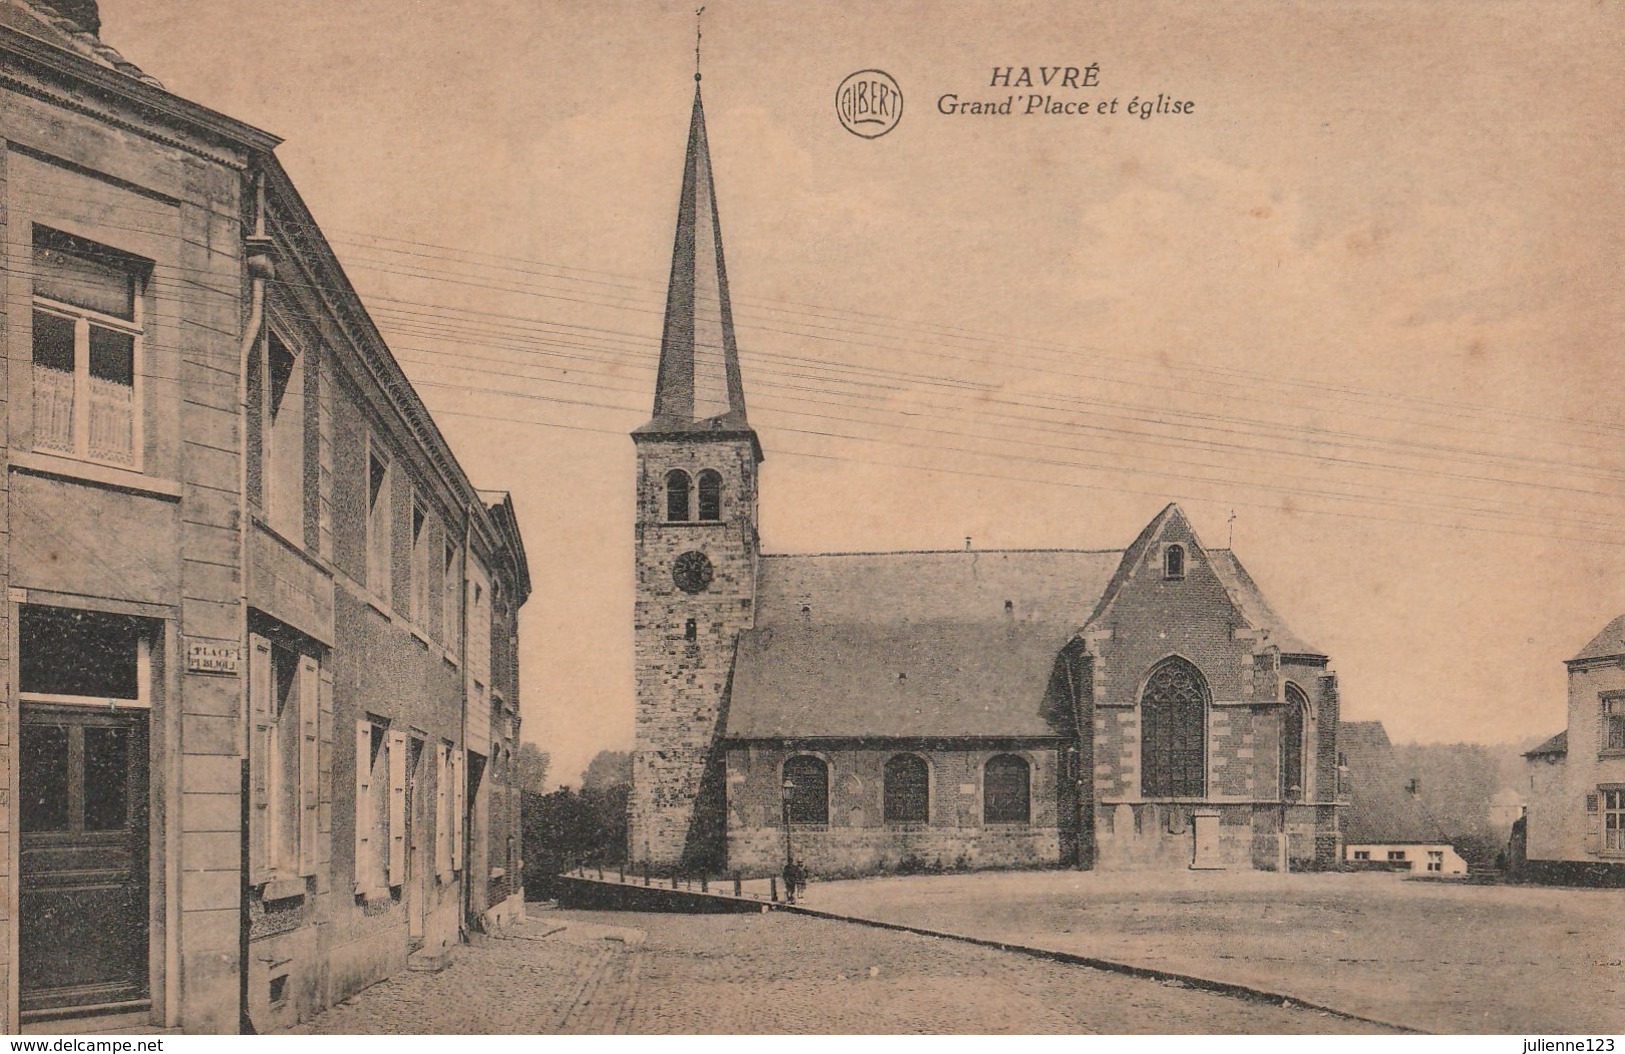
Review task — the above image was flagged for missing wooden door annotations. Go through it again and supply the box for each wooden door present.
[19,707,150,1016]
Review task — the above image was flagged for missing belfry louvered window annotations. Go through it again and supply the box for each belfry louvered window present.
[1140,658,1208,798]
[665,469,691,522]
[697,469,723,521]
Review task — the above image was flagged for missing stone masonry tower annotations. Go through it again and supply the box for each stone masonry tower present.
[630,77,762,870]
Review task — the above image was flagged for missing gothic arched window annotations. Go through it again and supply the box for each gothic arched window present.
[983,754,1031,824]
[883,754,930,823]
[665,469,691,523]
[783,755,829,825]
[697,469,723,521]
[1164,544,1186,580]
[1282,682,1308,802]
[1140,658,1208,797]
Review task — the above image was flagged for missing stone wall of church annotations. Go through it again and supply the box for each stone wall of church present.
[631,435,759,868]
[723,743,1065,876]
[1093,802,1323,871]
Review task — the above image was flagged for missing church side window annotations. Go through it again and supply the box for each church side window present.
[1140,658,1207,798]
[782,755,829,825]
[665,469,691,522]
[697,469,723,521]
[883,754,930,823]
[983,754,1030,824]
[1163,544,1185,580]
[1282,682,1308,801]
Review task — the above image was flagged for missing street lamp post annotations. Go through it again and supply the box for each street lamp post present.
[781,776,796,902]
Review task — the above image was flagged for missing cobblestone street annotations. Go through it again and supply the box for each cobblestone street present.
[291,906,1395,1034]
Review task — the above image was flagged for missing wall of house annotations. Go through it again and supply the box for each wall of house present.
[723,743,1064,875]
[0,16,528,1035]
[244,297,518,1027]
[1527,659,1625,864]
[1,77,250,1033]
[1345,842,1467,875]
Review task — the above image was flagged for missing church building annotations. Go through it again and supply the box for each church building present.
[631,78,1345,876]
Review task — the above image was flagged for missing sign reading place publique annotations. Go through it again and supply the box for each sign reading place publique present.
[186,639,242,676]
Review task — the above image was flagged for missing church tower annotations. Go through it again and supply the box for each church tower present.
[630,76,762,870]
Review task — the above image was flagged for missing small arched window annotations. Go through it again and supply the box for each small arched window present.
[983,754,1031,824]
[684,618,697,642]
[696,469,723,521]
[883,754,930,823]
[783,755,829,825]
[665,469,691,522]
[1282,683,1308,802]
[1164,544,1186,580]
[1141,657,1208,797]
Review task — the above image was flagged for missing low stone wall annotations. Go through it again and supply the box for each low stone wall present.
[552,874,768,913]
[728,822,1062,876]
[1512,858,1625,888]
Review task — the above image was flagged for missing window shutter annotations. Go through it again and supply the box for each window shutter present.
[248,634,273,884]
[355,721,373,893]
[452,748,465,872]
[298,655,320,877]
[388,729,407,886]
[436,745,452,880]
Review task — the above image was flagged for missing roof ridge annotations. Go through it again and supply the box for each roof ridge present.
[12,0,163,88]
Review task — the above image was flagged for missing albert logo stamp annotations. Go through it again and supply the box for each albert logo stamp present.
[836,69,903,138]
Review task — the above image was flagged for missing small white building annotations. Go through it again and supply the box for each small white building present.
[1340,722,1467,875]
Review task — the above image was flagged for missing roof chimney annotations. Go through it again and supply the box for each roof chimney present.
[41,0,101,36]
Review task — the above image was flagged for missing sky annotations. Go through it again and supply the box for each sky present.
[96,0,1625,788]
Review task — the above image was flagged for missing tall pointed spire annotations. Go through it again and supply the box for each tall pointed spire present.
[637,73,755,445]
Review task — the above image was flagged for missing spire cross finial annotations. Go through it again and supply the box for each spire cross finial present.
[694,6,705,81]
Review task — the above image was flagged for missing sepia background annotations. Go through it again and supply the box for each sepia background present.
[95,0,1625,789]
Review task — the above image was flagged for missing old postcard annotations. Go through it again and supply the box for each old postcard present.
[0,0,1619,1038]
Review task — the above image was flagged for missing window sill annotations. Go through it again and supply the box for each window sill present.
[259,877,307,903]
[11,449,178,500]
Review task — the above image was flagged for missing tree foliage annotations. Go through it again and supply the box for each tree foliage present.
[522,749,631,895]
[514,742,551,795]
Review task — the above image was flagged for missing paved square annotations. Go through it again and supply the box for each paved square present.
[802,869,1624,1034]
[291,907,1394,1034]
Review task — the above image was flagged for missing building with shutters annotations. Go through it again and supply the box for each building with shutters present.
[1520,613,1625,884]
[630,77,1344,878]
[0,0,529,1033]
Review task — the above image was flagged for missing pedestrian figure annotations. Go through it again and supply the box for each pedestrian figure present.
[783,859,806,903]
